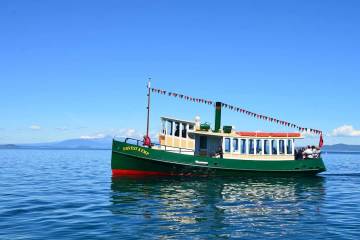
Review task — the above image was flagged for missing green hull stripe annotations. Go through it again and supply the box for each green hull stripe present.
[112,150,323,173]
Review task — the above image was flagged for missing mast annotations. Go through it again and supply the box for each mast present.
[146,79,151,140]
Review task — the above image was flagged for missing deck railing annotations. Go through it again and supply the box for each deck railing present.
[114,137,194,154]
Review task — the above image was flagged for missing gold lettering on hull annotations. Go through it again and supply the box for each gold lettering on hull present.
[122,146,150,156]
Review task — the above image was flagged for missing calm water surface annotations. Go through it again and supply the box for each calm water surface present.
[0,150,359,239]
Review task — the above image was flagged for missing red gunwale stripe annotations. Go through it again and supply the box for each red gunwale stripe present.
[112,169,207,177]
[112,169,174,176]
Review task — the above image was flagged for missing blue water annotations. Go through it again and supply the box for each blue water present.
[0,150,359,239]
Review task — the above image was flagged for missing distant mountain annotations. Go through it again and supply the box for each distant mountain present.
[322,144,360,152]
[0,144,19,149]
[47,136,114,149]
[0,136,117,150]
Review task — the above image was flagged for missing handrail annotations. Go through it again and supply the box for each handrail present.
[124,137,144,146]
[116,137,194,154]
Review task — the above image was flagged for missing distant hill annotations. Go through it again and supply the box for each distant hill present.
[0,136,117,150]
[45,136,114,149]
[0,144,19,149]
[322,144,360,153]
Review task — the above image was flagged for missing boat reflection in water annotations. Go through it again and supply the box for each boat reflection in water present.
[110,176,325,238]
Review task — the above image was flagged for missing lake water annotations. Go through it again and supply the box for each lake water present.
[0,150,359,239]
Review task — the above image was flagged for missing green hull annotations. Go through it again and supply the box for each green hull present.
[111,139,326,176]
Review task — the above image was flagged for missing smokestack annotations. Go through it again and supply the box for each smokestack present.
[215,102,222,132]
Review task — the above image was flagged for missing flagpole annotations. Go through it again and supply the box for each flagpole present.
[146,78,151,142]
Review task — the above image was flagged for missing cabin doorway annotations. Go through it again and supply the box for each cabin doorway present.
[199,136,208,156]
[195,135,223,157]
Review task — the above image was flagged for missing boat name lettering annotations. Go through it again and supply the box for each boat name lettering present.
[123,146,150,156]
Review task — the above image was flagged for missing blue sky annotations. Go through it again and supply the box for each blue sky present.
[1,0,359,145]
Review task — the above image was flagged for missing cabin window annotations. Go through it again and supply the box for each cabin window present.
[181,123,187,138]
[233,139,239,152]
[174,122,180,137]
[200,136,207,149]
[162,120,166,134]
[287,140,293,155]
[256,139,262,154]
[224,138,231,153]
[249,139,254,154]
[264,140,270,154]
[167,121,173,136]
[279,140,285,154]
[241,139,247,154]
[271,140,278,155]
[188,133,195,140]
[188,125,195,139]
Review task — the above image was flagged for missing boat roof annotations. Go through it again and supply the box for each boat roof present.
[192,130,303,139]
[237,132,302,138]
[161,116,195,125]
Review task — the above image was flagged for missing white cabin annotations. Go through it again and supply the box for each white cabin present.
[155,116,303,160]
[193,130,303,160]
[158,116,197,150]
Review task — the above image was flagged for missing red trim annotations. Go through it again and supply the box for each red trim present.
[237,131,257,137]
[112,169,174,176]
[112,169,207,177]
[287,133,301,137]
[236,132,301,138]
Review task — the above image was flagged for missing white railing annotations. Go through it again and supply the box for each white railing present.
[114,137,194,154]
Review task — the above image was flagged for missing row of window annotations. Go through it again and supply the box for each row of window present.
[162,121,195,139]
[224,138,294,155]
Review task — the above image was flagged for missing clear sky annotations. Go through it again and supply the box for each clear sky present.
[1,0,359,145]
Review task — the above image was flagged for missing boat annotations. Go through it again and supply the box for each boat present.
[112,82,326,176]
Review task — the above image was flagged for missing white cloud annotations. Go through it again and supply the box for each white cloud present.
[118,128,143,139]
[330,125,360,137]
[80,133,106,140]
[79,128,146,140]
[30,125,41,130]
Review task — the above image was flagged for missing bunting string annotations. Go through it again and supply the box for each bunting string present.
[150,87,214,106]
[149,87,322,135]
